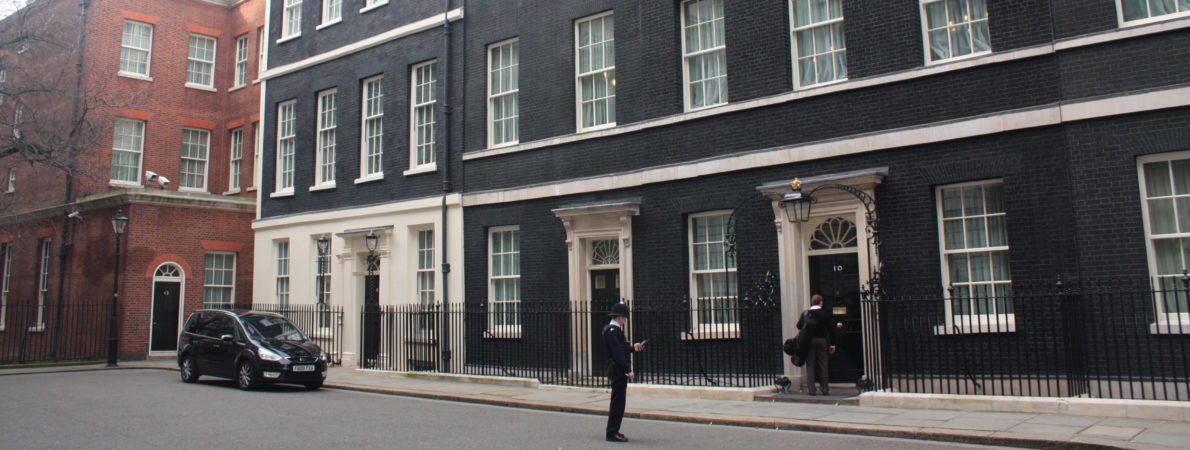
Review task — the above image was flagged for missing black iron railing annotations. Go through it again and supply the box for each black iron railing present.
[0,302,111,364]
[358,298,783,388]
[864,278,1190,401]
[253,303,344,366]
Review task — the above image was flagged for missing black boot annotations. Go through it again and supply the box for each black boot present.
[606,432,629,442]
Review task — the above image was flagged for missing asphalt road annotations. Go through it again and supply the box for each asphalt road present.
[0,370,1012,449]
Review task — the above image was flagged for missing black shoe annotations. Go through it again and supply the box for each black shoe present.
[807,392,818,396]
[606,433,628,442]
[821,391,830,396]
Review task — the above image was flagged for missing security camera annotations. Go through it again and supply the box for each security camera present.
[158,176,170,187]
[66,211,82,221]
[145,170,158,182]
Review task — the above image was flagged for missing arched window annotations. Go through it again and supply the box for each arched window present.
[154,263,183,280]
[809,217,858,250]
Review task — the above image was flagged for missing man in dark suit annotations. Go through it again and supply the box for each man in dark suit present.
[603,303,644,442]
[796,294,836,396]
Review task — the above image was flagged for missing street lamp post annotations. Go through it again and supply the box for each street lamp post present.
[316,234,330,329]
[107,209,128,368]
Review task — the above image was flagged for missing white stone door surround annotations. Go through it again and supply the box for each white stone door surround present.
[757,168,886,382]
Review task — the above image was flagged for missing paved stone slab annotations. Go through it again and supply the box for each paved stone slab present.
[1080,425,1145,440]
[818,412,894,424]
[1024,414,1103,427]
[876,417,948,428]
[895,409,967,421]
[935,418,1024,432]
[1132,430,1190,448]
[1007,423,1086,437]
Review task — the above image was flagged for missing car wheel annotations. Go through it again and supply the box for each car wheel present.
[303,381,323,390]
[179,355,200,383]
[236,362,259,391]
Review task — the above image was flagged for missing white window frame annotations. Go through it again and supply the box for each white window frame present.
[788,0,847,90]
[275,100,296,194]
[314,89,337,188]
[252,122,261,189]
[275,240,289,307]
[361,0,388,14]
[6,168,14,193]
[935,179,1014,334]
[415,227,435,306]
[1137,151,1190,333]
[487,226,521,337]
[314,236,333,329]
[186,34,217,90]
[203,252,236,310]
[920,0,991,65]
[281,0,302,41]
[119,20,153,79]
[487,39,519,148]
[687,211,739,337]
[110,118,145,186]
[233,35,249,89]
[575,11,616,132]
[179,128,211,192]
[680,0,728,112]
[1116,0,1190,27]
[409,60,437,173]
[33,238,50,331]
[229,128,243,192]
[0,242,10,331]
[321,0,342,27]
[359,75,385,181]
[257,27,266,75]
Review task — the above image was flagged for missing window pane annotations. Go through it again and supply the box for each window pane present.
[949,253,969,283]
[987,215,1008,247]
[991,251,1010,281]
[962,186,984,215]
[944,219,964,250]
[941,188,962,218]
[1122,0,1148,20]
[964,217,987,248]
[1172,160,1190,195]
[984,184,1004,213]
[1155,238,1182,275]
[1144,162,1172,197]
[1149,198,1177,234]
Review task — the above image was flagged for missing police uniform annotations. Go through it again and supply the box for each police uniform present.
[603,303,635,442]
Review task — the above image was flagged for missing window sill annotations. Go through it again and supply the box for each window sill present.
[353,174,384,185]
[118,72,153,82]
[269,190,294,198]
[185,83,217,92]
[403,164,437,176]
[1119,11,1190,28]
[1150,322,1190,334]
[932,321,1017,335]
[359,1,388,14]
[276,33,301,45]
[246,186,257,192]
[681,329,740,341]
[309,182,336,192]
[488,140,519,150]
[228,84,246,93]
[316,19,341,31]
[578,123,616,134]
[795,77,848,92]
[27,325,44,333]
[925,50,992,67]
[109,180,143,189]
[683,101,728,114]
[178,187,207,194]
[222,188,241,196]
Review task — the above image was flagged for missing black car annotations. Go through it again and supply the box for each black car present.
[177,309,329,390]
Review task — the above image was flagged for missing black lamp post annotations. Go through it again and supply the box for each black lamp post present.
[365,231,379,275]
[316,234,330,304]
[107,208,128,367]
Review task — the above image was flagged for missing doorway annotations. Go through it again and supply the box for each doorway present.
[150,264,184,352]
[362,274,381,367]
[805,216,864,384]
[589,269,620,369]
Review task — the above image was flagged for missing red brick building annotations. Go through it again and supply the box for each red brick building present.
[0,0,263,361]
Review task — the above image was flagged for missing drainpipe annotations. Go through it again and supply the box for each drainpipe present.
[50,0,91,360]
[438,0,457,372]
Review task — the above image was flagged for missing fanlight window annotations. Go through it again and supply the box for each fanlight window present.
[810,217,858,250]
[154,264,182,279]
[590,239,620,266]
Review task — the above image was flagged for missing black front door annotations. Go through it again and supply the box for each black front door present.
[150,281,181,352]
[362,274,381,366]
[808,253,863,384]
[590,270,620,370]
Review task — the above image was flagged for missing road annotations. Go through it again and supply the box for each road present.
[0,370,1012,449]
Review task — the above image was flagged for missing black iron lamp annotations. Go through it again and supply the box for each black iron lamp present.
[316,234,329,305]
[779,178,815,223]
[107,209,129,367]
[365,231,378,253]
[365,231,379,276]
[317,234,330,255]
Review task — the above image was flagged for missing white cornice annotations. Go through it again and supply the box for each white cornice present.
[0,189,254,226]
[253,193,461,230]
[260,8,463,81]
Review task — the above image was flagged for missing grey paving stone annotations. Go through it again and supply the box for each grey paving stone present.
[935,418,1023,432]
[818,412,894,424]
[1132,431,1190,448]
[957,411,1039,421]
[1024,414,1103,427]
[1097,417,1168,428]
[1007,422,1086,437]
[894,409,967,421]
[1080,425,1145,440]
[876,417,948,428]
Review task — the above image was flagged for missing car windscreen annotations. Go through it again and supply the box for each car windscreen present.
[241,315,307,342]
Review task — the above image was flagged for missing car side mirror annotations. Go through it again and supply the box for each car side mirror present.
[220,334,234,343]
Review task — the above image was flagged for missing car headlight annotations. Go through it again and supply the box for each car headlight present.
[258,347,285,362]
[320,351,329,362]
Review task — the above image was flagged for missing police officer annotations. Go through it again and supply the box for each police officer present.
[603,303,644,442]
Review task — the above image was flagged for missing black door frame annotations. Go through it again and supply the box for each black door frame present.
[149,264,184,353]
[150,280,182,352]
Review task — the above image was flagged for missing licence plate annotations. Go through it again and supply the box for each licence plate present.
[292,365,315,372]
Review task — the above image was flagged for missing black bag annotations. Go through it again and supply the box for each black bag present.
[782,337,798,356]
[784,336,806,367]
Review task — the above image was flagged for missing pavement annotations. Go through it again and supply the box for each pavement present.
[4,360,1190,449]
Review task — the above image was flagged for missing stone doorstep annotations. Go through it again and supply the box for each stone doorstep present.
[861,392,1190,423]
[373,369,769,401]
